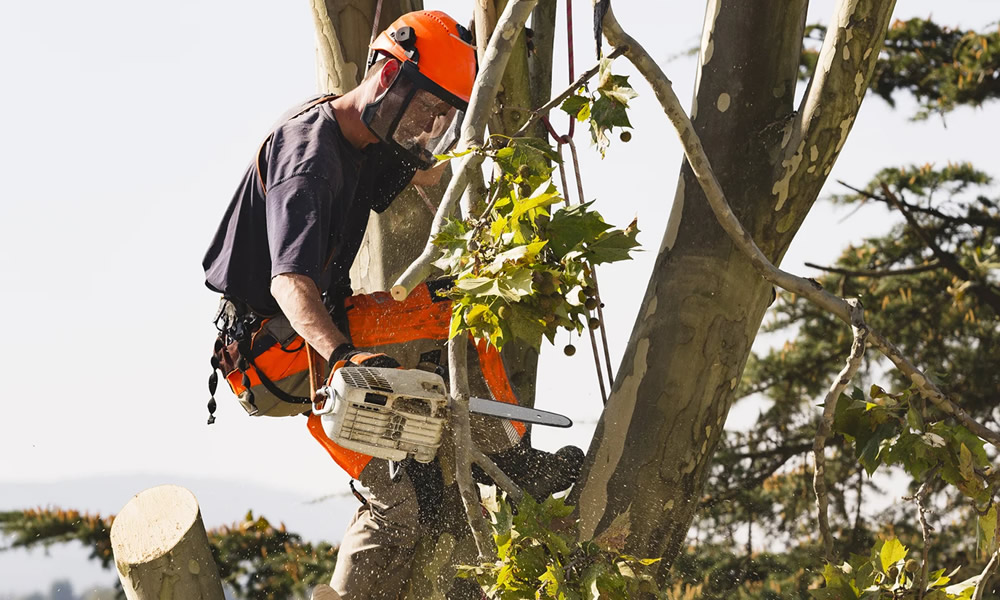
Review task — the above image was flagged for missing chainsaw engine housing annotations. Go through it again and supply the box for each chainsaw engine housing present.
[313,367,448,463]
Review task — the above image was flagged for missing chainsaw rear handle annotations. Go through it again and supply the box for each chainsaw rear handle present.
[312,386,337,415]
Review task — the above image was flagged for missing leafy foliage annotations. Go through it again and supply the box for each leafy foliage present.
[834,384,997,507]
[559,58,638,156]
[458,488,666,599]
[211,510,338,600]
[691,164,1000,597]
[814,538,981,599]
[0,507,115,568]
[433,135,640,350]
[0,508,337,600]
[800,19,1000,118]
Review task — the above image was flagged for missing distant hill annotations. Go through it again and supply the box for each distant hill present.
[0,473,360,596]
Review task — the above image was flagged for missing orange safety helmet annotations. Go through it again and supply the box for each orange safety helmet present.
[362,11,478,168]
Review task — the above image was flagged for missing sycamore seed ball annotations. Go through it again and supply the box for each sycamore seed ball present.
[619,130,632,143]
[564,344,576,356]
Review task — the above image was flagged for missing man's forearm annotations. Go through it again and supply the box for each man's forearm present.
[270,273,349,362]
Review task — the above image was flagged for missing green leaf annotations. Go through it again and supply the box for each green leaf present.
[856,423,900,475]
[906,405,925,431]
[547,202,612,258]
[489,241,548,272]
[590,95,632,129]
[585,218,641,265]
[598,73,638,106]
[980,504,998,554]
[880,538,908,571]
[927,568,950,588]
[538,564,563,598]
[434,147,474,162]
[559,94,590,119]
[500,266,535,300]
[959,443,977,482]
[511,185,561,222]
[493,137,559,187]
[456,277,503,297]
[539,495,575,520]
[812,563,859,600]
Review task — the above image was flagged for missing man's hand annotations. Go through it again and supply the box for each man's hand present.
[270,273,350,361]
[328,343,401,371]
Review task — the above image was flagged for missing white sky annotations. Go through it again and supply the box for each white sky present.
[0,0,997,593]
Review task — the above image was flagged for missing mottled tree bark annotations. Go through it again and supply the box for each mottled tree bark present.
[573,0,896,573]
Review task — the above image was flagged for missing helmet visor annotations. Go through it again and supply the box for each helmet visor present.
[391,88,462,165]
[363,61,466,168]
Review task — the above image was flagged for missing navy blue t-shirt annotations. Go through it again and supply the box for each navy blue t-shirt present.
[203,102,370,315]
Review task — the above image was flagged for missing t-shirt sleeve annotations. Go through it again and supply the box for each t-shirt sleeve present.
[265,174,333,284]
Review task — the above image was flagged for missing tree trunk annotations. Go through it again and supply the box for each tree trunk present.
[573,0,896,572]
[110,485,225,600]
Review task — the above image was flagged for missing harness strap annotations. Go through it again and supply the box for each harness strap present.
[241,344,312,406]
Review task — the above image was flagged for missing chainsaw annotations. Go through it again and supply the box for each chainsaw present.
[311,366,571,464]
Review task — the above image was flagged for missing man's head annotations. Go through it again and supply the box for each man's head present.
[359,11,477,168]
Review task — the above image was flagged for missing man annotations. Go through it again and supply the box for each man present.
[203,11,581,599]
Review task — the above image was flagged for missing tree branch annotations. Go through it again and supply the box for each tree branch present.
[727,440,816,462]
[514,46,626,139]
[472,447,525,506]
[881,182,1000,315]
[837,180,1000,229]
[391,154,480,300]
[597,3,1000,449]
[805,260,942,278]
[774,0,897,215]
[391,0,539,300]
[972,546,1000,600]
[904,473,937,600]
[813,300,868,562]
[448,338,495,560]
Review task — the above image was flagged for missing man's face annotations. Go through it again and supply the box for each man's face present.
[362,59,464,168]
[392,89,458,157]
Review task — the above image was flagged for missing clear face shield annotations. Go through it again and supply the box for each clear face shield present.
[362,61,466,169]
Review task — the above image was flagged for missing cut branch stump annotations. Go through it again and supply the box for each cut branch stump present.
[110,485,225,600]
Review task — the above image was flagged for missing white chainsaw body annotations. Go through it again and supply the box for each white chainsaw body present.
[313,367,449,463]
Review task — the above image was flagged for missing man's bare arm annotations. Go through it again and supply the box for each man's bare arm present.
[270,273,350,362]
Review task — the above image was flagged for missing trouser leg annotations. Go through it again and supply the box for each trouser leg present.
[330,460,420,600]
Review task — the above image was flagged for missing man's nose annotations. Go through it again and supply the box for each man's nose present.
[422,115,439,133]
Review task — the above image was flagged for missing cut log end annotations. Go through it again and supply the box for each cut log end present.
[110,485,224,600]
[110,484,199,564]
[390,284,411,301]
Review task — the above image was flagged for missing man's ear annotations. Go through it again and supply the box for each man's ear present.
[377,60,401,93]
